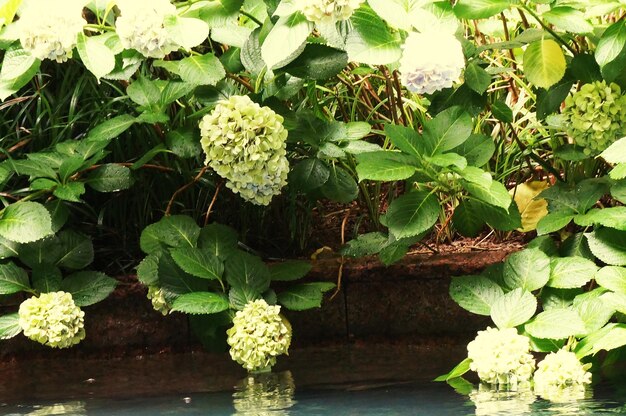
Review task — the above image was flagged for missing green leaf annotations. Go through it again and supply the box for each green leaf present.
[159,252,206,295]
[610,164,626,180]
[385,190,439,239]
[575,297,615,335]
[462,179,511,210]
[0,262,29,294]
[345,5,402,65]
[262,13,312,69]
[0,235,19,259]
[269,260,312,282]
[277,282,335,311]
[491,101,513,123]
[87,164,134,192]
[340,232,389,257]
[542,7,593,34]
[76,33,116,80]
[0,313,21,340]
[0,0,22,27]
[32,266,62,293]
[434,358,472,382]
[560,232,594,259]
[165,128,201,159]
[355,151,417,181]
[164,16,209,49]
[320,165,359,203]
[0,201,53,243]
[574,323,619,358]
[476,200,522,231]
[127,76,161,108]
[586,229,626,266]
[525,308,587,339]
[56,230,94,270]
[452,200,485,237]
[229,285,262,310]
[0,43,40,101]
[537,79,575,119]
[581,324,626,356]
[225,251,271,294]
[283,43,348,80]
[86,115,136,141]
[453,0,511,19]
[178,53,226,85]
[368,0,416,31]
[136,254,160,286]
[595,20,626,82]
[289,159,330,192]
[490,288,537,329]
[53,181,86,202]
[536,211,575,235]
[541,287,581,310]
[198,223,239,259]
[575,207,626,231]
[385,124,428,157]
[527,235,559,256]
[171,292,229,315]
[464,62,491,94]
[600,137,626,164]
[423,107,473,155]
[452,134,495,167]
[139,215,201,254]
[449,275,504,316]
[503,248,550,291]
[170,247,224,280]
[612,180,626,204]
[60,271,117,306]
[18,235,63,268]
[595,266,626,293]
[523,39,566,89]
[547,257,598,289]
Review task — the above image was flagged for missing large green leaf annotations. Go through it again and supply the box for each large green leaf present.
[283,43,348,80]
[503,248,550,291]
[575,207,626,231]
[277,282,335,311]
[320,165,358,203]
[261,13,312,69]
[159,252,206,295]
[177,53,226,85]
[345,5,402,65]
[575,297,615,335]
[0,201,53,243]
[542,7,593,34]
[385,190,439,239]
[60,271,117,306]
[56,230,94,270]
[525,308,588,339]
[490,288,537,329]
[547,257,598,289]
[171,292,229,315]
[225,252,271,294]
[164,16,209,49]
[595,20,626,82]
[385,124,428,158]
[0,262,29,294]
[355,151,417,181]
[86,115,136,141]
[32,266,62,293]
[0,0,22,27]
[449,275,504,316]
[229,285,262,310]
[139,215,201,254]
[289,158,330,192]
[18,235,63,268]
[198,223,239,259]
[170,247,224,280]
[464,62,491,94]
[452,199,485,237]
[423,107,473,155]
[453,0,511,19]
[462,179,511,210]
[523,39,566,89]
[136,254,160,286]
[269,260,312,282]
[595,266,626,293]
[76,33,116,80]
[126,76,161,108]
[453,134,495,167]
[0,313,21,340]
[600,137,626,164]
[87,164,134,192]
[0,235,19,259]
[586,229,626,266]
[0,43,40,101]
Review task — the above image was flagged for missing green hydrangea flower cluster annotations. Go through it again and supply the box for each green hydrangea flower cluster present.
[563,80,626,155]
[226,299,292,372]
[18,291,85,349]
[147,286,170,316]
[199,95,289,206]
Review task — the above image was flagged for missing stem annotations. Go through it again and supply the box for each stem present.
[517,4,577,55]
[240,9,263,26]
[203,181,223,226]
[165,166,209,216]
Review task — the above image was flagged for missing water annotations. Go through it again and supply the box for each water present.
[1,344,626,415]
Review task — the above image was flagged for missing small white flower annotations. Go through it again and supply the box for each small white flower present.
[115,0,178,58]
[467,327,536,388]
[534,349,592,402]
[294,0,364,24]
[399,31,465,95]
[18,291,86,348]
[227,299,292,372]
[18,1,86,63]
[199,95,289,206]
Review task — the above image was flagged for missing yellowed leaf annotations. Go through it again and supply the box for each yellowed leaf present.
[511,181,550,232]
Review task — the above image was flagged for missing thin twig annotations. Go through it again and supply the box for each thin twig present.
[330,208,351,301]
[165,166,209,216]
[204,181,223,226]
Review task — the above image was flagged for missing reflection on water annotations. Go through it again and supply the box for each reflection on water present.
[469,385,536,415]
[232,371,296,415]
[6,401,87,416]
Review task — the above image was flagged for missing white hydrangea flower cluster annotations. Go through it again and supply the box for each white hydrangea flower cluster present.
[295,0,365,24]
[533,349,592,402]
[226,299,292,372]
[18,291,86,348]
[467,327,536,388]
[399,31,465,95]
[147,286,170,316]
[199,95,289,206]
[18,1,86,63]
[115,0,178,58]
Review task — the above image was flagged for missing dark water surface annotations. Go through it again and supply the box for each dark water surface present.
[1,344,625,415]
